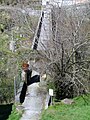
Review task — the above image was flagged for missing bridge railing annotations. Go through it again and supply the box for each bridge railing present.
[14,71,23,97]
[32,11,44,50]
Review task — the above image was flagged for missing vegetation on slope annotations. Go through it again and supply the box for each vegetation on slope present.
[41,94,90,120]
[0,5,39,103]
[7,104,22,120]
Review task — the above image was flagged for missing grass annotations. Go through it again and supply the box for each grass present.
[7,104,22,120]
[41,94,90,120]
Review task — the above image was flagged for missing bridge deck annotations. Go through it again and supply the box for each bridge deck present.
[37,6,51,50]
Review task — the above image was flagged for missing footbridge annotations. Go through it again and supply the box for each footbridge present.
[32,5,51,50]
[14,4,51,120]
[14,4,51,98]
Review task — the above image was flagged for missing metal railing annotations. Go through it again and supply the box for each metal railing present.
[32,11,44,50]
[14,71,23,97]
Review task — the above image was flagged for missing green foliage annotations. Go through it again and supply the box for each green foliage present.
[7,105,22,120]
[0,6,39,103]
[0,81,14,103]
[41,94,90,120]
[0,11,13,31]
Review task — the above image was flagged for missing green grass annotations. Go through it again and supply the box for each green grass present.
[41,94,90,120]
[7,104,22,120]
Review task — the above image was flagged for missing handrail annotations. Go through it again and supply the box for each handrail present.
[32,11,44,50]
[14,71,22,97]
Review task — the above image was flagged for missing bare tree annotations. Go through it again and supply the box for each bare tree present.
[36,0,90,99]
